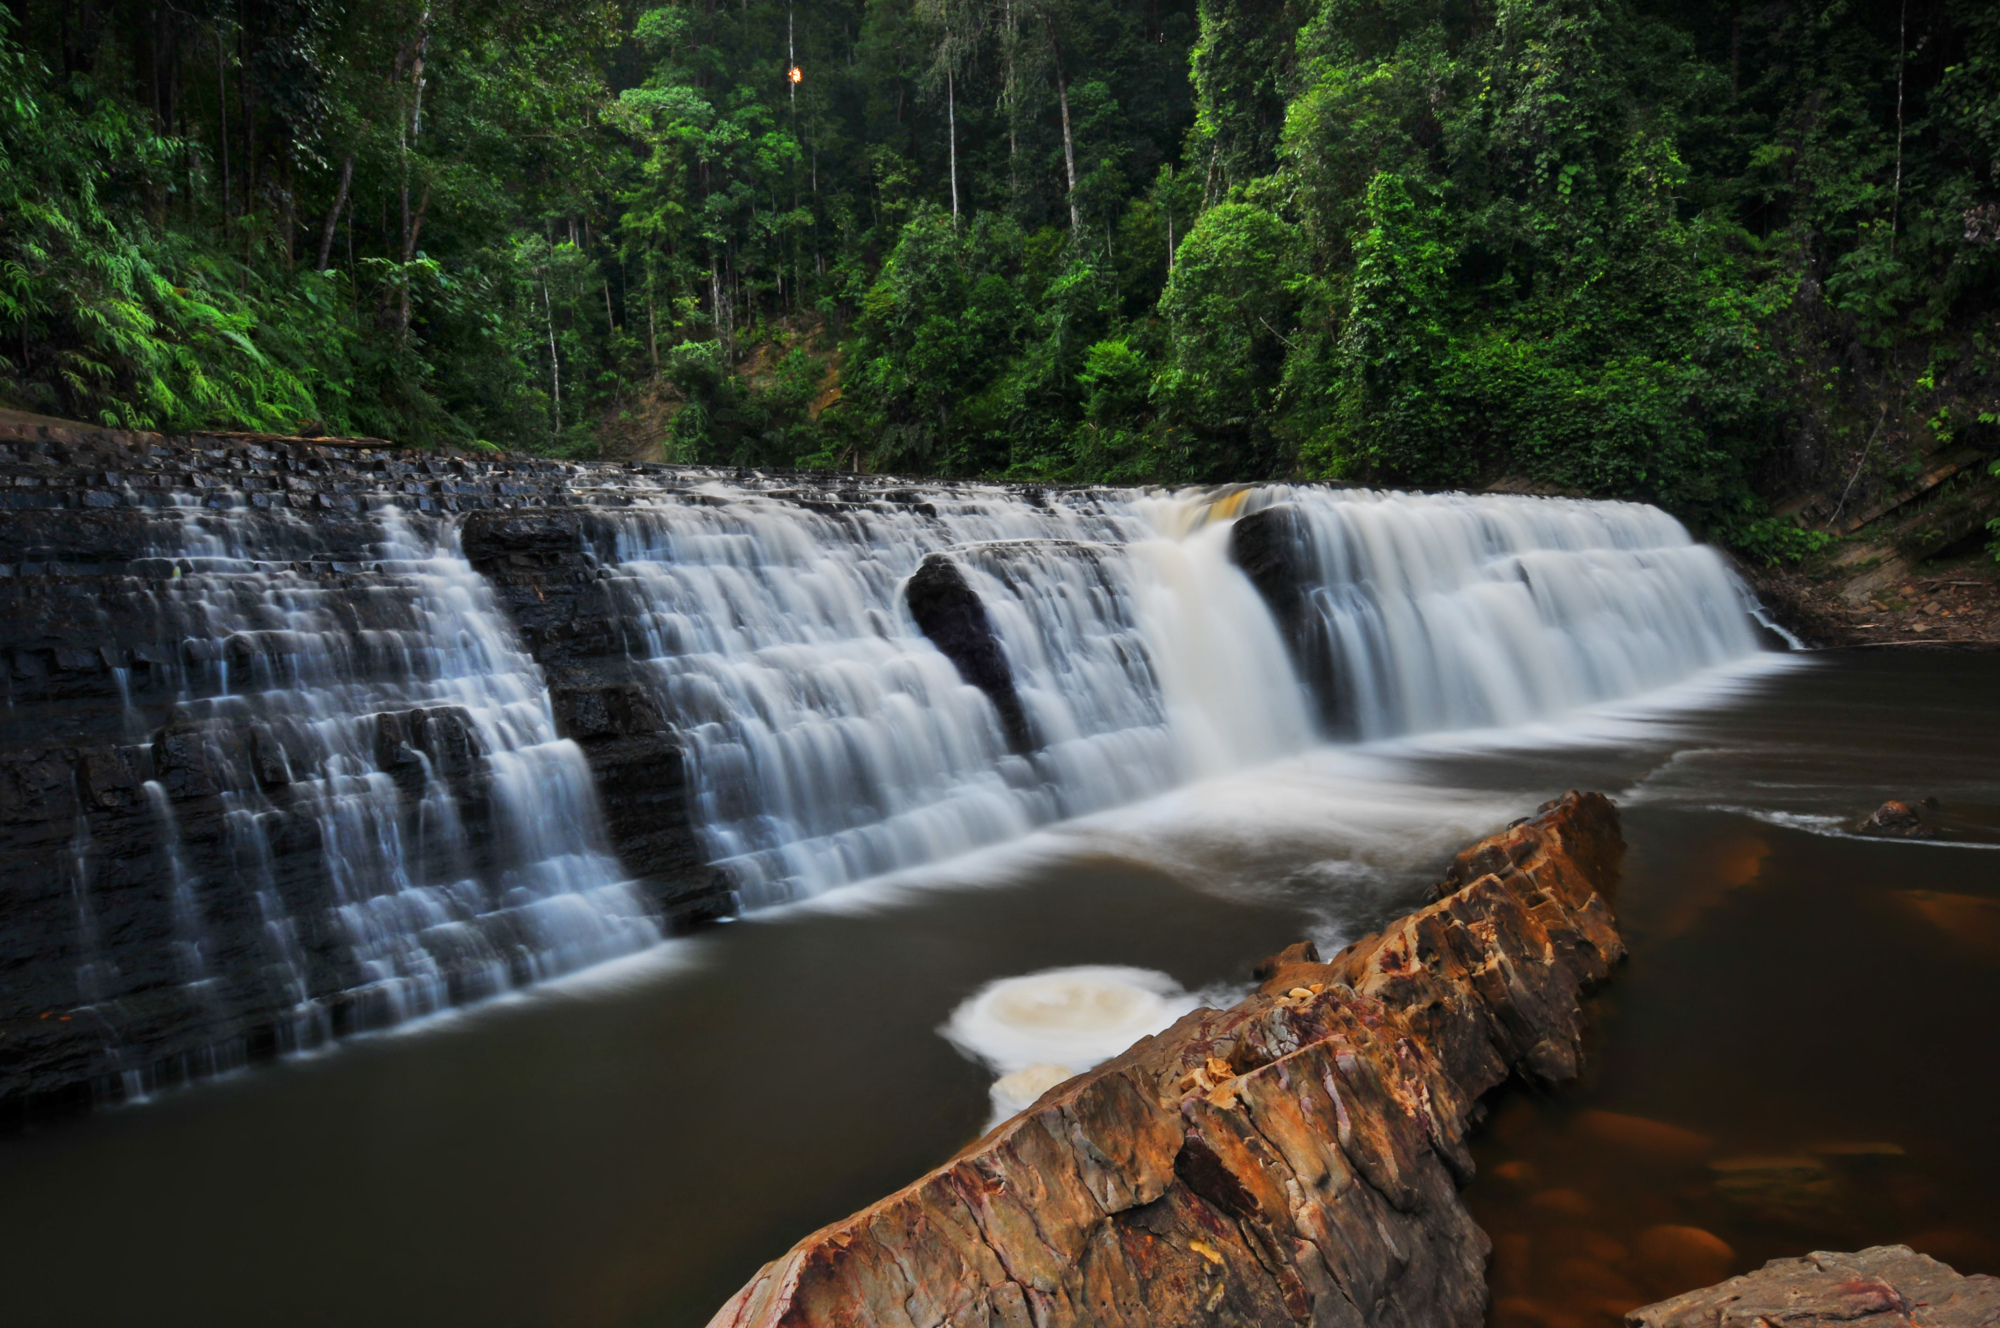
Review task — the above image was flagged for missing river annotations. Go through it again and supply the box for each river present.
[0,644,1993,1327]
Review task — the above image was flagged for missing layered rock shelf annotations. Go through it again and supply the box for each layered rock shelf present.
[708,790,1628,1328]
[1627,1245,2000,1327]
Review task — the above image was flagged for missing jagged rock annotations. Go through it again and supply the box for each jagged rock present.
[707,791,1628,1328]
[1626,1245,2000,1327]
[905,553,1033,754]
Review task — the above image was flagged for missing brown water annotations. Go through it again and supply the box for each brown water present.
[0,649,1994,1327]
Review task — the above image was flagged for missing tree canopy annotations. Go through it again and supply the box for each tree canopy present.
[2,0,1995,549]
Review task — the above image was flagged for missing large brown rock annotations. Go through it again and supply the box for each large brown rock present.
[1626,1245,2000,1327]
[707,790,1629,1328]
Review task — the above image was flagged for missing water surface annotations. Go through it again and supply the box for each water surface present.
[0,648,1993,1327]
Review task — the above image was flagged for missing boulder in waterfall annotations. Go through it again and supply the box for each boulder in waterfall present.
[904,553,1033,754]
[1858,798,1937,839]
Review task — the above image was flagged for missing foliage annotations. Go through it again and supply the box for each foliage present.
[2,0,1995,552]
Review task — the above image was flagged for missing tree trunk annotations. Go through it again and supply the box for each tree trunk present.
[216,27,231,218]
[1891,0,1907,255]
[543,265,562,438]
[710,248,729,344]
[316,154,354,271]
[1045,17,1080,234]
[1004,0,1019,199]
[646,256,659,371]
[947,65,959,223]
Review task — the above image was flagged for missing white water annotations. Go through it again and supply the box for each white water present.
[941,966,1205,1126]
[592,482,1762,906]
[104,479,1767,1073]
[123,502,658,1056]
[597,485,1314,907]
[1244,487,1764,738]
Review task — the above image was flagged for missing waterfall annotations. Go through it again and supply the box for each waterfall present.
[1237,487,1766,739]
[13,457,1768,1106]
[585,480,1759,907]
[120,501,658,1061]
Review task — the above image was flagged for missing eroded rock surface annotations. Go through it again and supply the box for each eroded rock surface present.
[1626,1245,2000,1327]
[708,790,1628,1328]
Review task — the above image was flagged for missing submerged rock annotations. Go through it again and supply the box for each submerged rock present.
[1632,1225,1735,1294]
[707,790,1629,1328]
[1627,1245,2000,1327]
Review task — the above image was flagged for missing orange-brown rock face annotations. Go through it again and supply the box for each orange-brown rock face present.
[708,791,1627,1328]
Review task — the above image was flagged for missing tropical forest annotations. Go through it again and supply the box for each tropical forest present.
[3,0,1996,553]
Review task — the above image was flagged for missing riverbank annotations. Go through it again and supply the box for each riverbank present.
[1742,557,2000,648]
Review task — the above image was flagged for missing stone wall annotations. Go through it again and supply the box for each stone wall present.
[0,417,734,1117]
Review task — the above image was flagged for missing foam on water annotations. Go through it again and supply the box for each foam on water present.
[941,965,1205,1125]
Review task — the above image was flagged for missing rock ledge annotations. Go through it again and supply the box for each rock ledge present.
[1627,1245,2000,1327]
[709,790,1628,1328]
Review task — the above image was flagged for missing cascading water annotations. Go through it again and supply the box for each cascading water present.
[11,449,1772,1106]
[588,484,1314,907]
[102,500,659,1070]
[1235,487,1767,739]
[584,479,1760,908]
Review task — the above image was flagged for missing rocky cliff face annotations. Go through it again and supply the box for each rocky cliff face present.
[0,416,731,1117]
[707,791,1628,1328]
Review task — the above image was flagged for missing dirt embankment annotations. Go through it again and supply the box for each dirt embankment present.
[1741,450,1999,648]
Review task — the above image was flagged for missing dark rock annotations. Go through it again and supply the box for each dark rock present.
[412,707,480,776]
[460,509,583,567]
[151,724,217,799]
[708,791,1628,1328]
[1228,502,1347,735]
[904,553,1033,754]
[248,726,291,789]
[1859,799,1936,839]
[1627,1245,2000,1327]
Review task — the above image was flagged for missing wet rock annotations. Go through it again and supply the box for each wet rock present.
[706,791,1628,1328]
[904,553,1033,754]
[1531,1188,1599,1218]
[1859,798,1936,839]
[1627,1245,2000,1327]
[459,509,583,567]
[151,724,217,799]
[1227,502,1345,734]
[1707,1155,1840,1225]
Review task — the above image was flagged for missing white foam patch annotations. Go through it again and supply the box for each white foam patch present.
[942,966,1203,1126]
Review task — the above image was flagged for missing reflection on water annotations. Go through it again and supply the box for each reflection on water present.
[1469,803,2000,1328]
[0,649,1993,1328]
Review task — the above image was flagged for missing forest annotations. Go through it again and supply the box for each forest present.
[1,0,1995,551]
